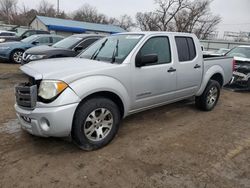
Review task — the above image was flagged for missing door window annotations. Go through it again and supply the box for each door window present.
[175,37,197,62]
[78,38,99,50]
[35,36,50,44]
[52,37,63,43]
[138,36,171,65]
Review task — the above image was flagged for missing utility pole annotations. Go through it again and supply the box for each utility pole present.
[57,0,60,15]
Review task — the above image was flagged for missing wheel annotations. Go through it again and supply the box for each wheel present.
[72,97,121,151]
[195,80,221,111]
[10,49,24,64]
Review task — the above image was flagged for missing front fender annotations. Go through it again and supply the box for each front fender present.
[196,65,225,96]
[69,76,130,116]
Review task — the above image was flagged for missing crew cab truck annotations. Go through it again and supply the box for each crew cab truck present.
[15,32,233,150]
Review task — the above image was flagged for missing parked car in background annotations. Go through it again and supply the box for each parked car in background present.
[0,29,50,43]
[19,30,50,39]
[203,48,230,58]
[227,46,250,89]
[22,34,103,64]
[215,48,230,56]
[0,30,17,43]
[0,34,64,64]
[15,32,233,150]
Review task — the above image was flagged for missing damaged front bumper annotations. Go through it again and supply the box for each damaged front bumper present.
[230,71,250,88]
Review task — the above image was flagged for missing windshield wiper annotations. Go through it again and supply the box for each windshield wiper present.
[91,39,108,60]
[111,39,119,63]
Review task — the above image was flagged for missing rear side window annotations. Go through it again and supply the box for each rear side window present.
[139,36,171,65]
[175,37,196,62]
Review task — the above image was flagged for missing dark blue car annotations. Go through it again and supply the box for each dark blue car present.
[0,34,64,63]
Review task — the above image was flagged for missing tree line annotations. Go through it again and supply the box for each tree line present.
[0,0,220,39]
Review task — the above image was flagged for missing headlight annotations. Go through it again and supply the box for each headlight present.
[0,46,10,50]
[38,80,68,101]
[29,54,46,61]
[0,39,6,43]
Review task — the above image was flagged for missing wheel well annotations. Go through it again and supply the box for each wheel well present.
[210,73,223,87]
[79,91,125,117]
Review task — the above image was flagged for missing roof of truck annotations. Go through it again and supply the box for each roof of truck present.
[115,31,196,36]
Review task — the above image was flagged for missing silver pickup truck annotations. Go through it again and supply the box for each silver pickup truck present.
[15,32,233,150]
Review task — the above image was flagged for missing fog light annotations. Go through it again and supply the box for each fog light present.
[40,118,50,131]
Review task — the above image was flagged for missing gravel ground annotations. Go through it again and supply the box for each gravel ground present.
[0,62,250,188]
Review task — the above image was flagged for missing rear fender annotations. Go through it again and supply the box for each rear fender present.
[196,65,225,96]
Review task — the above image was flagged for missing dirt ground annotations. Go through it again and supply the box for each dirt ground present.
[0,62,250,188]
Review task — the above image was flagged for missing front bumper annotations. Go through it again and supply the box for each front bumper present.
[230,71,250,87]
[15,103,79,137]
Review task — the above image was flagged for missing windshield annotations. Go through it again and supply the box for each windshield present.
[53,36,83,49]
[79,34,143,63]
[21,35,38,43]
[227,47,250,59]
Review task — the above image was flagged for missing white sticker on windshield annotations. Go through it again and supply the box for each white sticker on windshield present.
[126,35,142,39]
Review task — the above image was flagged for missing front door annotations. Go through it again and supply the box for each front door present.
[131,36,177,110]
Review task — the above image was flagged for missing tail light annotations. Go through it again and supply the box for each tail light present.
[232,59,236,71]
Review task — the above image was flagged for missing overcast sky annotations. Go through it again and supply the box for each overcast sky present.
[18,0,250,35]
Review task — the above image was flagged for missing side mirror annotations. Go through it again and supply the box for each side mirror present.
[136,53,158,67]
[74,46,83,52]
[32,41,39,45]
[22,35,27,39]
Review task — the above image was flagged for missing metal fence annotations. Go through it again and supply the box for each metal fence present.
[200,40,250,51]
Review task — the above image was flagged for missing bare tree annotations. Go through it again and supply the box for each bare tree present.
[38,0,56,17]
[136,0,187,31]
[136,12,160,31]
[154,0,188,31]
[174,0,221,39]
[109,14,135,31]
[136,0,221,39]
[0,0,18,24]
[73,4,109,24]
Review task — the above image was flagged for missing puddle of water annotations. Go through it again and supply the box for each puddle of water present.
[0,119,21,138]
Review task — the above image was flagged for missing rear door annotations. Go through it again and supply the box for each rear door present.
[175,36,203,96]
[131,35,177,110]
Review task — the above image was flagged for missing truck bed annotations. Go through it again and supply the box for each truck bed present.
[203,56,233,86]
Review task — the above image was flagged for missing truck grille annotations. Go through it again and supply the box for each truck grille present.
[15,76,37,109]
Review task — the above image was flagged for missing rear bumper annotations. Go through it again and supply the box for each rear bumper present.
[15,103,79,137]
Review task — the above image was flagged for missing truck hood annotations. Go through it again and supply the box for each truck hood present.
[25,45,71,55]
[20,57,118,83]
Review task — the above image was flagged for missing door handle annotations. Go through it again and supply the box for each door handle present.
[168,67,176,73]
[194,64,201,69]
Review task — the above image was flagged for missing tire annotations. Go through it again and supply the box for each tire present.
[72,97,121,151]
[10,49,24,64]
[195,80,221,111]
